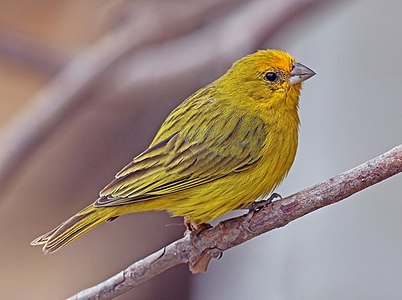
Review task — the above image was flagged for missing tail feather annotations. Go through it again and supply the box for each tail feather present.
[31,205,112,254]
[30,224,62,245]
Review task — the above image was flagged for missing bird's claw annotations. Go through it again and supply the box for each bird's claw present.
[184,218,212,238]
[247,192,282,212]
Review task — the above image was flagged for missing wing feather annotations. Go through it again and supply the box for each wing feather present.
[95,92,267,207]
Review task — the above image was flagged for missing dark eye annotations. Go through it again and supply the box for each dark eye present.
[264,72,278,82]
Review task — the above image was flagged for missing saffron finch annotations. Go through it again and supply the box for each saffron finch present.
[32,49,315,254]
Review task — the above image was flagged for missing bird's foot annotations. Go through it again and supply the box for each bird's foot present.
[184,217,214,273]
[247,192,282,212]
[184,217,212,237]
[243,193,282,233]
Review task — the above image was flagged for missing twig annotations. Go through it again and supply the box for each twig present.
[68,144,402,299]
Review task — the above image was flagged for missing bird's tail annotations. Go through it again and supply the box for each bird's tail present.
[31,205,113,254]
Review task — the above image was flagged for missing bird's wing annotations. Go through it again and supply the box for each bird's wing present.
[95,98,267,207]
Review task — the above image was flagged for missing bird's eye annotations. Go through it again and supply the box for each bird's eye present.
[264,72,278,82]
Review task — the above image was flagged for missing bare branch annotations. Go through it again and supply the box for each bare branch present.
[68,145,402,299]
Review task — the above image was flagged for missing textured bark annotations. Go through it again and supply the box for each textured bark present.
[68,145,402,299]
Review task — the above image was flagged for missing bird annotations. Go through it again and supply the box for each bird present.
[31,49,315,254]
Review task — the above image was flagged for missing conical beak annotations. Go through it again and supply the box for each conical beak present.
[289,62,316,85]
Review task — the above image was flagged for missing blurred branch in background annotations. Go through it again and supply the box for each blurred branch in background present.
[0,28,68,74]
[69,144,402,300]
[0,0,331,198]
[3,1,402,299]
[0,0,242,197]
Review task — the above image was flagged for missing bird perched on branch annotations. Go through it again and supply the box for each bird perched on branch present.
[31,49,315,254]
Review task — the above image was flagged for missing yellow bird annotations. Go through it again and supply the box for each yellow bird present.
[31,49,315,254]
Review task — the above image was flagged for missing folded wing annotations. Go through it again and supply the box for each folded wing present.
[95,95,267,207]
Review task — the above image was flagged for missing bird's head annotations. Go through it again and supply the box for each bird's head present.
[220,49,315,110]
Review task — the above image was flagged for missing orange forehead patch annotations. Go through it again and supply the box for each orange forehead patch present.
[234,49,295,74]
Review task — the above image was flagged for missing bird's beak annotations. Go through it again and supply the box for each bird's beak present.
[289,62,316,85]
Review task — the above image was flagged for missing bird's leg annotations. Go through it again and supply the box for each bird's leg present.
[241,193,282,233]
[184,217,215,273]
[184,217,212,236]
[246,192,282,212]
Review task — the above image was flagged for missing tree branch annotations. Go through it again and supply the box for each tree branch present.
[68,144,402,300]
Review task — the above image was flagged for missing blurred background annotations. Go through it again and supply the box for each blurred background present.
[0,0,401,299]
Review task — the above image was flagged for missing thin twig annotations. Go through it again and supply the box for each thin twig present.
[68,144,402,300]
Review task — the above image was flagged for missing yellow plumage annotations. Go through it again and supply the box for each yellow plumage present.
[31,49,315,254]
